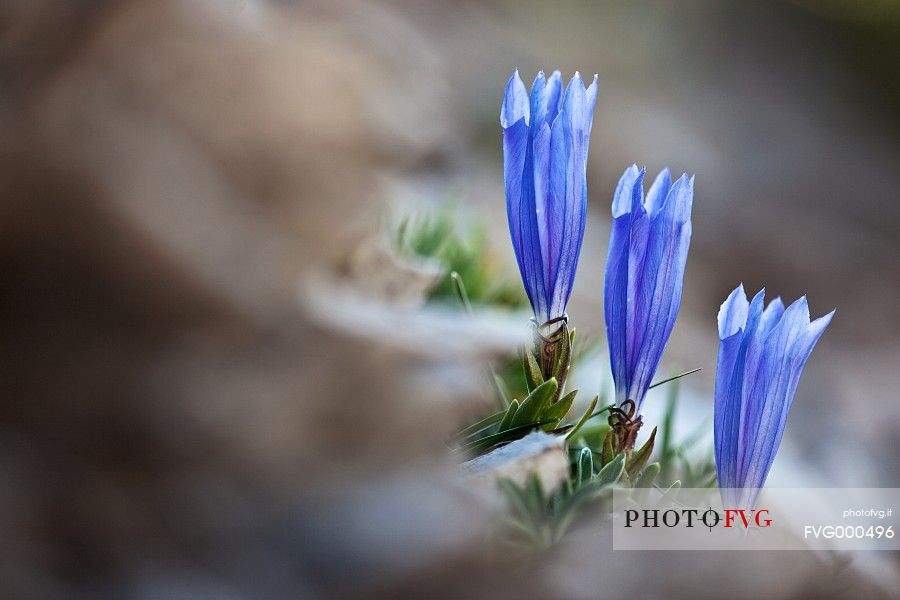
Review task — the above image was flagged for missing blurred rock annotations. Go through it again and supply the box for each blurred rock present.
[0,1,524,598]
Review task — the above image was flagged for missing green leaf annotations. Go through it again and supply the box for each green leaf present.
[492,372,512,408]
[500,514,539,542]
[699,471,718,489]
[498,479,534,523]
[551,480,613,540]
[459,419,555,454]
[525,473,546,518]
[658,480,682,506]
[565,394,599,441]
[498,399,519,431]
[659,380,678,480]
[541,390,578,421]
[635,462,660,489]
[634,462,660,503]
[395,215,410,249]
[678,448,695,485]
[596,452,626,487]
[449,271,473,314]
[577,447,593,486]
[600,427,615,466]
[542,389,577,429]
[523,349,543,393]
[626,426,657,478]
[550,326,571,383]
[453,409,505,441]
[512,378,557,427]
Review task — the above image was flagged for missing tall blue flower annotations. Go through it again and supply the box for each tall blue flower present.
[714,285,833,508]
[604,165,693,413]
[501,70,598,325]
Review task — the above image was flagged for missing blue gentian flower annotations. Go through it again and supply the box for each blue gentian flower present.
[604,165,694,412]
[501,70,598,325]
[714,285,833,508]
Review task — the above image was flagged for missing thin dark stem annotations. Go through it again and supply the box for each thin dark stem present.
[648,368,702,390]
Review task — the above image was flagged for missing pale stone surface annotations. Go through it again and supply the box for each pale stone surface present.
[461,431,570,497]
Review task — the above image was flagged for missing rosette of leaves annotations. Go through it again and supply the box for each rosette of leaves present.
[453,325,583,457]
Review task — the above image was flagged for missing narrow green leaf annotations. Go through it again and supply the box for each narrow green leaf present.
[634,462,660,503]
[492,372,512,408]
[395,215,409,249]
[552,480,611,535]
[635,462,660,489]
[596,452,626,487]
[699,471,718,489]
[449,271,473,314]
[459,418,555,454]
[678,448,695,485]
[600,427,615,466]
[512,378,557,427]
[497,399,519,432]
[658,480,682,507]
[501,514,539,542]
[498,479,533,522]
[550,326,571,383]
[659,380,678,480]
[525,473,546,518]
[626,426,657,478]
[542,389,577,429]
[453,409,505,441]
[577,447,593,486]
[523,348,543,393]
[564,394,599,441]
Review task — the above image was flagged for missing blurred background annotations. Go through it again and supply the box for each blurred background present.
[1,0,898,598]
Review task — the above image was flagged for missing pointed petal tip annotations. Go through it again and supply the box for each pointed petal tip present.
[567,71,587,91]
[671,171,692,186]
[787,295,811,321]
[612,164,645,217]
[730,283,749,305]
[808,308,835,338]
[501,70,530,127]
[718,284,750,338]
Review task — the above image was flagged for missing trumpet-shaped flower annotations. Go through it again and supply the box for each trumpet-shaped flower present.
[714,285,833,508]
[604,165,694,412]
[501,70,598,325]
